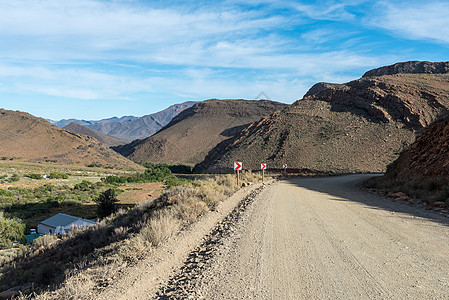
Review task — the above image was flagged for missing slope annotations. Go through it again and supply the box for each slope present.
[384,115,449,180]
[0,109,141,169]
[63,122,126,147]
[114,99,287,165]
[195,61,449,173]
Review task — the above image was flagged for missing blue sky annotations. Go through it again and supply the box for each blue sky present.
[0,0,448,120]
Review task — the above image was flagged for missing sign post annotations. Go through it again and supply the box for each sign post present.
[283,163,287,177]
[261,163,267,181]
[234,162,242,186]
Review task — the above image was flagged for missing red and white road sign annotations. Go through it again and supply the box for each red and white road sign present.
[283,164,288,169]
[234,162,242,171]
[261,163,267,170]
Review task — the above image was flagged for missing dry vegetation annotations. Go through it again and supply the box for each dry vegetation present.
[0,171,262,299]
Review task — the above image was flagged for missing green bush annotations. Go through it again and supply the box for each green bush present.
[0,189,13,197]
[86,163,102,168]
[48,172,69,179]
[102,164,172,184]
[73,180,92,191]
[7,174,20,182]
[25,173,42,180]
[165,176,190,188]
[0,212,25,249]
[96,188,120,218]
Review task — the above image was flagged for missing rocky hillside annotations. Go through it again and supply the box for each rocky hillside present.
[385,115,449,179]
[195,61,449,173]
[54,101,196,142]
[114,99,287,165]
[63,122,126,147]
[0,109,141,169]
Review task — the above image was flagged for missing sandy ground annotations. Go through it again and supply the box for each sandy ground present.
[191,175,449,299]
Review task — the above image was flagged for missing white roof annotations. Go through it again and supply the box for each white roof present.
[40,213,95,228]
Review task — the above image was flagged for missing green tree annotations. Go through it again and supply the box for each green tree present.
[0,212,25,249]
[95,188,120,218]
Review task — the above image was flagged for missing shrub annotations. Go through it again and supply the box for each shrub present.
[0,212,25,249]
[7,174,20,182]
[102,164,172,184]
[139,210,180,246]
[25,173,42,180]
[0,189,13,197]
[86,163,102,168]
[33,234,60,249]
[165,176,190,188]
[49,172,69,179]
[73,180,92,191]
[95,188,120,218]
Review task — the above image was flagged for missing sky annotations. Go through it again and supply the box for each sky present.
[0,0,448,120]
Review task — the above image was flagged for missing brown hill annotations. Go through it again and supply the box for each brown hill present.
[63,122,126,147]
[0,109,142,169]
[195,61,449,173]
[385,115,449,179]
[114,99,287,165]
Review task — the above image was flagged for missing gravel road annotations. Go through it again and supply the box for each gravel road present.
[174,174,449,299]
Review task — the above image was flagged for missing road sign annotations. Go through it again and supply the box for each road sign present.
[234,162,242,171]
[283,164,288,169]
[261,163,267,170]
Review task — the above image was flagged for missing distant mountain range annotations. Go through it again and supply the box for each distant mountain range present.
[52,101,196,142]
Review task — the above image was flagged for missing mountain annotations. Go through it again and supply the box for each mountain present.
[52,116,138,128]
[53,101,196,142]
[63,122,126,147]
[0,109,142,169]
[113,99,288,165]
[195,61,449,173]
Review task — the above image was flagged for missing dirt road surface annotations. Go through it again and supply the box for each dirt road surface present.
[188,175,449,299]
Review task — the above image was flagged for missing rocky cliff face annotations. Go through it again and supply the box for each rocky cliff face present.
[386,115,449,179]
[195,61,449,173]
[304,73,449,129]
[363,61,449,77]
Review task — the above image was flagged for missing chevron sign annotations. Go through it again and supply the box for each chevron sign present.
[261,163,267,170]
[283,164,288,169]
[234,162,242,171]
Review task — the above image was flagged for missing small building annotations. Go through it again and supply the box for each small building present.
[37,213,96,235]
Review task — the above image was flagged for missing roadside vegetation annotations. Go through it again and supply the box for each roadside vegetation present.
[363,174,449,207]
[0,171,262,298]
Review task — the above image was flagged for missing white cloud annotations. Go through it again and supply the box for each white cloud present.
[370,1,449,44]
[0,63,154,100]
[0,0,285,63]
[0,0,403,114]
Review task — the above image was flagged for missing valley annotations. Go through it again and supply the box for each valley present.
[1,61,449,299]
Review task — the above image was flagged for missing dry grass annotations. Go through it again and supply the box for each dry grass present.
[363,175,449,206]
[0,173,261,298]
